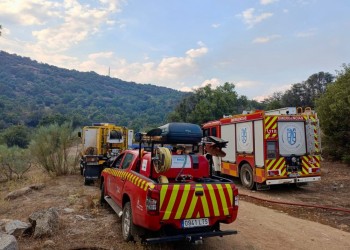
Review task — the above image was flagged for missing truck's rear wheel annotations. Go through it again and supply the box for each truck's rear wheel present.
[240,164,255,189]
[122,202,136,242]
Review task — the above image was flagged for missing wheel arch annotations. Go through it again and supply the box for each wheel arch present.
[238,160,251,177]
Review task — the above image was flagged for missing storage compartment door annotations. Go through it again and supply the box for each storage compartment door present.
[278,122,306,156]
[236,122,253,153]
[221,124,236,163]
[254,120,264,167]
[83,129,97,150]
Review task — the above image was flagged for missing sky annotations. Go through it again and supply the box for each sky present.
[0,0,349,101]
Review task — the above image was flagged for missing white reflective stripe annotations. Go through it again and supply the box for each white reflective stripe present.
[266,176,321,185]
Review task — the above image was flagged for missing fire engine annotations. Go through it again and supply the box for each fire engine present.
[78,123,133,185]
[202,107,321,190]
[100,122,239,244]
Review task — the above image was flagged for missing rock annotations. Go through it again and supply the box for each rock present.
[0,219,12,232]
[63,208,75,213]
[28,183,45,190]
[42,239,56,249]
[29,207,59,238]
[4,187,32,200]
[4,183,45,200]
[4,220,31,237]
[0,232,18,250]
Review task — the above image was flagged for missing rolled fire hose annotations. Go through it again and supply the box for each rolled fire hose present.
[153,147,172,173]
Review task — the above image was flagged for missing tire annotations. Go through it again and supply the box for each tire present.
[100,181,106,206]
[122,202,136,242]
[84,177,91,186]
[240,164,255,190]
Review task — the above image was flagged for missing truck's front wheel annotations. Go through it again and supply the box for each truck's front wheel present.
[100,181,106,207]
[122,202,136,242]
[240,164,255,189]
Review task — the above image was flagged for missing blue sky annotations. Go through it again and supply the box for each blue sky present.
[0,0,349,101]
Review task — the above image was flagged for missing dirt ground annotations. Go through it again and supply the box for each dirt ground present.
[0,160,349,249]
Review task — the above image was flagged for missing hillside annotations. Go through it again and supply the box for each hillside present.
[0,51,186,131]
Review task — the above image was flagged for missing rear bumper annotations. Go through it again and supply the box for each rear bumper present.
[143,229,237,244]
[266,176,321,185]
[84,165,103,179]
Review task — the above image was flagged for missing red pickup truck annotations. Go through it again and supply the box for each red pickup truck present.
[100,122,239,244]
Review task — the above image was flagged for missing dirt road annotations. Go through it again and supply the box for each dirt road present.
[198,201,350,250]
[1,160,349,249]
[1,172,348,250]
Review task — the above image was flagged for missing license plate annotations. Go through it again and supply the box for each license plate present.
[182,218,209,228]
[288,172,300,177]
[86,162,98,165]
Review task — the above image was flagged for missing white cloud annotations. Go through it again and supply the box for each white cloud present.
[0,0,60,26]
[238,8,273,28]
[211,23,221,28]
[186,47,208,58]
[260,0,279,5]
[72,44,209,90]
[1,0,124,54]
[236,80,259,89]
[296,29,317,38]
[252,34,281,43]
[200,78,221,88]
[252,83,292,101]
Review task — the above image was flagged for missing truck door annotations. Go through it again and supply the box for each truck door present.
[111,152,135,205]
[108,153,125,203]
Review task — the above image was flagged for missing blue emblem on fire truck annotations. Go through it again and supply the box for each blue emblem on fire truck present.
[287,128,296,145]
[241,128,247,144]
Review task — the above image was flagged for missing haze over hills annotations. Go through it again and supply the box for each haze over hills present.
[0,51,186,131]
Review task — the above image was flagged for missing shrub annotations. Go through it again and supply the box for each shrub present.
[30,122,78,175]
[0,145,32,180]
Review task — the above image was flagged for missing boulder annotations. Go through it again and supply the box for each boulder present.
[0,232,18,250]
[4,220,31,237]
[4,183,45,200]
[29,207,59,238]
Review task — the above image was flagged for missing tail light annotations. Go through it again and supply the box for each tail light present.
[146,188,160,215]
[309,167,321,173]
[268,169,280,176]
[233,187,239,209]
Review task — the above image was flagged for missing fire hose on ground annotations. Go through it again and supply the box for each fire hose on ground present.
[239,193,350,214]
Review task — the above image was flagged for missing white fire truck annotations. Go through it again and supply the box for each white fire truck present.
[202,107,321,190]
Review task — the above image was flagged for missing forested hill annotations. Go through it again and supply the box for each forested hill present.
[0,51,186,131]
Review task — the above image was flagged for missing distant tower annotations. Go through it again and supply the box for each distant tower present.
[108,67,110,77]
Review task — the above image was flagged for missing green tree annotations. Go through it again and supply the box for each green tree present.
[263,72,334,109]
[167,82,251,124]
[2,125,31,148]
[316,64,350,163]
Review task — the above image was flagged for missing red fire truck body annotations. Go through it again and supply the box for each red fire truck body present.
[202,107,321,190]
[100,123,239,244]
